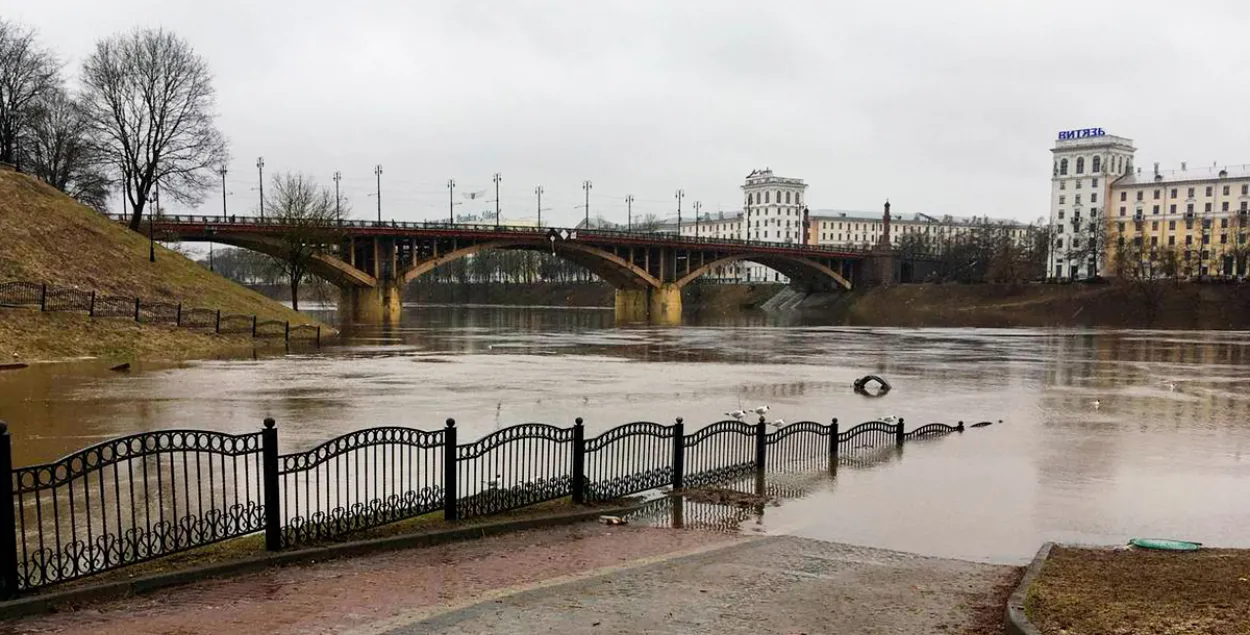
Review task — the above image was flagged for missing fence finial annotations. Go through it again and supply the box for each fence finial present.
[263,417,276,429]
[575,417,583,426]
[445,418,456,428]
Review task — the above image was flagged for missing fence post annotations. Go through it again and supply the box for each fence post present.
[39,284,46,312]
[215,309,221,333]
[895,418,905,446]
[176,303,182,327]
[134,298,140,321]
[89,291,96,317]
[755,417,767,472]
[571,418,586,504]
[0,422,19,598]
[671,417,684,490]
[315,326,321,346]
[830,418,839,462]
[251,316,257,337]
[443,419,458,521]
[284,321,290,343]
[261,418,281,551]
[956,421,965,433]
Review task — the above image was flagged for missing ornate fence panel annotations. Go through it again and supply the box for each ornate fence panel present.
[904,422,963,440]
[10,429,264,591]
[682,421,756,488]
[455,424,573,518]
[0,282,42,308]
[765,420,834,473]
[93,295,136,319]
[180,308,217,329]
[838,421,899,453]
[584,422,675,502]
[218,314,254,334]
[43,288,92,313]
[254,320,287,339]
[277,427,445,548]
[288,324,321,342]
[139,302,180,325]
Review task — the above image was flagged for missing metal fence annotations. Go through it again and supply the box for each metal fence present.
[0,416,964,596]
[0,280,321,345]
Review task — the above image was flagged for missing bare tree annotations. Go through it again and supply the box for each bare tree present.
[0,19,60,165]
[79,28,227,230]
[634,213,662,232]
[23,88,111,210]
[265,173,338,311]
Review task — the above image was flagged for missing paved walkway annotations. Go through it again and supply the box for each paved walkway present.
[0,526,1017,635]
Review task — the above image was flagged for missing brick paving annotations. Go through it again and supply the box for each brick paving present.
[0,525,742,635]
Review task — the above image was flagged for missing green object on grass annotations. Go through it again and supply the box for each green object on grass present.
[1129,538,1202,551]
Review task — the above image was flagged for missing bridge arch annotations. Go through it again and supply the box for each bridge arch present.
[199,235,377,288]
[400,240,662,289]
[674,253,851,290]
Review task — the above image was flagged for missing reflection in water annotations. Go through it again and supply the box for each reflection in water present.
[2,305,1250,564]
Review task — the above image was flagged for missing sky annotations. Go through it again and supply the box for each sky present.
[9,0,1250,227]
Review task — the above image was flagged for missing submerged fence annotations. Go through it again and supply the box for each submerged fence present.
[0,281,322,345]
[0,415,964,595]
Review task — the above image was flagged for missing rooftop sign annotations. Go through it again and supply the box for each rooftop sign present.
[1058,128,1105,140]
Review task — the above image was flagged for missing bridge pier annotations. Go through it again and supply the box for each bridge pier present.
[339,282,402,323]
[614,288,650,323]
[612,284,683,325]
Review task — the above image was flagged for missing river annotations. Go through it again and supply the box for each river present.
[1,304,1248,565]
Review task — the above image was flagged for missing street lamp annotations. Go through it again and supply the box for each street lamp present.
[582,180,593,227]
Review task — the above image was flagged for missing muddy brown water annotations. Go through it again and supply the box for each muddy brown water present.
[1,304,1248,565]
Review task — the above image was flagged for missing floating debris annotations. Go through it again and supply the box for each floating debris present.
[109,363,131,372]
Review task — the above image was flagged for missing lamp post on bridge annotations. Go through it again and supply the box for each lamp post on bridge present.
[333,171,342,224]
[535,185,544,228]
[374,165,383,224]
[626,194,634,231]
[693,201,702,239]
[256,157,264,220]
[218,166,228,218]
[675,189,684,237]
[447,179,456,224]
[582,180,592,228]
[493,172,502,228]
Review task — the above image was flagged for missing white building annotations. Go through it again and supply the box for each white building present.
[1047,128,1136,279]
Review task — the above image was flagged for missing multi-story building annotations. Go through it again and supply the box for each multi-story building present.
[1107,164,1250,278]
[1048,127,1250,279]
[808,209,1031,251]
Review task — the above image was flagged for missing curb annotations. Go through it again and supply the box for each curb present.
[0,503,641,622]
[1005,542,1054,635]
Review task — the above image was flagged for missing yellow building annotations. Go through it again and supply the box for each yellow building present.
[1107,164,1250,277]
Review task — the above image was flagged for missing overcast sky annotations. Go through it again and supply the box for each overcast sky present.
[11,1,1250,226]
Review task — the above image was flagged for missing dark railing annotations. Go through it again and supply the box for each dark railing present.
[0,415,965,595]
[0,281,321,346]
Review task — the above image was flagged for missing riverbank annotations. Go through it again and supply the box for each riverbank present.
[801,281,1250,329]
[1026,545,1250,634]
[0,171,321,362]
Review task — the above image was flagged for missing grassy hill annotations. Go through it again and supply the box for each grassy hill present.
[0,169,323,361]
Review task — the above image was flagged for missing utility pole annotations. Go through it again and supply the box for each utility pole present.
[447,179,456,224]
[582,180,593,228]
[333,171,342,224]
[535,185,544,228]
[149,179,160,262]
[374,164,383,224]
[693,201,702,239]
[493,172,502,228]
[626,194,634,231]
[256,157,264,219]
[219,166,228,217]
[675,189,685,236]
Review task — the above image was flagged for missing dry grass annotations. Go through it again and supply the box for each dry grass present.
[0,171,325,361]
[1028,546,1250,635]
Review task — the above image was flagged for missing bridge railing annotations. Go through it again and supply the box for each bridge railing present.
[0,280,322,346]
[0,415,968,594]
[107,213,883,257]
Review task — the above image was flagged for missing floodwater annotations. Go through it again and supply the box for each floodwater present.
[2,304,1249,565]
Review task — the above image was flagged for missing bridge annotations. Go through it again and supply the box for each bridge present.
[116,214,887,323]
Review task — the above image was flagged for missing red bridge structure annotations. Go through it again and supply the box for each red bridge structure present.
[120,214,890,323]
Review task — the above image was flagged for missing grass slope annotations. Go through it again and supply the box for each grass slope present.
[0,169,320,361]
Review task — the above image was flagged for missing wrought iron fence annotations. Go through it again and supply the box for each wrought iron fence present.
[0,415,965,595]
[0,280,322,345]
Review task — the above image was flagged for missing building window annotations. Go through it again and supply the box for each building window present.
[765,191,770,204]
[1076,157,1085,174]
[1060,181,1066,190]
[1060,158,1069,175]
[1169,220,1176,230]
[1151,236,1158,246]
[785,191,791,204]
[1152,221,1159,231]
[1118,206,1124,216]
[1154,189,1161,199]
[1091,193,1098,203]
[1221,234,1228,244]
[1187,203,1194,214]
[1170,204,1177,214]
[1059,210,1065,220]
[1206,202,1212,212]
[1186,235,1193,245]
[1153,205,1160,214]
[1243,184,1249,196]
[1136,191,1143,201]
[1120,192,1127,201]
[1060,196,1066,204]
[1092,178,1099,187]
[1092,156,1101,172]
[1224,185,1231,196]
[1171,188,1178,198]
[1223,201,1230,212]
[1206,186,1213,196]
[1169,236,1176,246]
[1136,208,1143,217]
[1075,195,1082,204]
[1118,222,1125,232]
[1076,180,1083,189]
[1188,187,1195,198]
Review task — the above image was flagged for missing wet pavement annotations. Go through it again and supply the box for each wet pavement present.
[2,306,1250,563]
